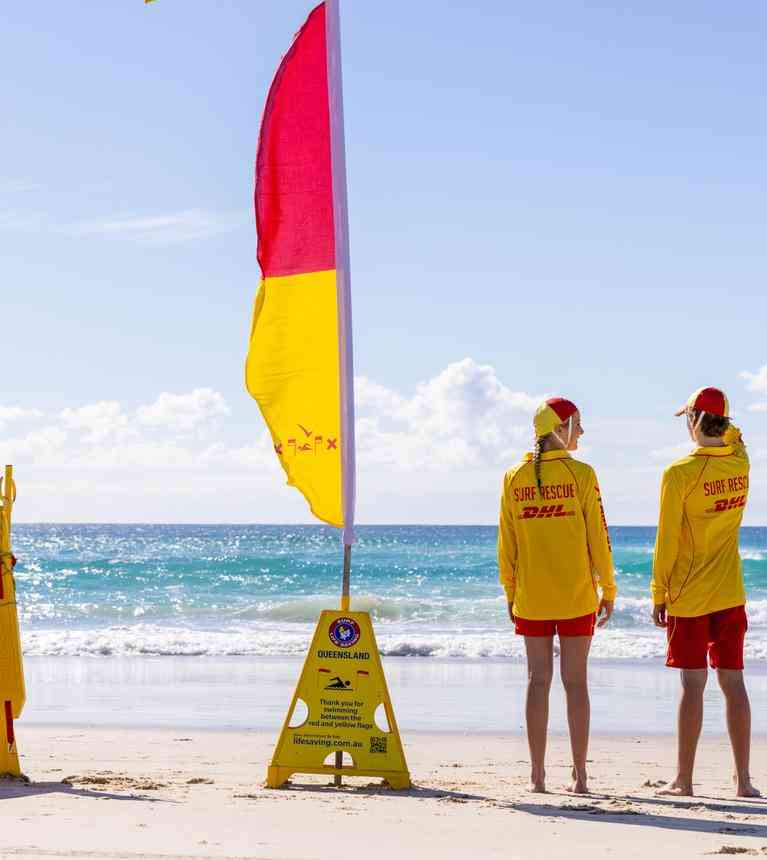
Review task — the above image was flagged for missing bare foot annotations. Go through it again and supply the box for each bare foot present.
[734,775,761,798]
[657,779,693,797]
[565,767,588,795]
[530,769,546,793]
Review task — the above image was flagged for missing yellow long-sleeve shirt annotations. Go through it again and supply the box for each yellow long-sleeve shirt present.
[497,450,617,620]
[651,443,749,617]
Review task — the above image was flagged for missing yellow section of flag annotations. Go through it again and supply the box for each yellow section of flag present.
[245,269,343,527]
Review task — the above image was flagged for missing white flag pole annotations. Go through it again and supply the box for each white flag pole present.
[326,0,357,611]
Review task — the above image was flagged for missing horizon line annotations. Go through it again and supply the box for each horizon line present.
[11,521,766,529]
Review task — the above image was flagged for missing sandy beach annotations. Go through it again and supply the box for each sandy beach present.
[2,727,766,859]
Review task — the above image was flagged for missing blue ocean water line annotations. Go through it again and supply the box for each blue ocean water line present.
[11,525,767,660]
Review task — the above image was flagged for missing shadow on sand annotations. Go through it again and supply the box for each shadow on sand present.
[278,779,767,836]
[272,779,513,806]
[0,777,176,804]
[514,795,767,837]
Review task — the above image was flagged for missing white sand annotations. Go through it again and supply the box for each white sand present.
[2,726,767,859]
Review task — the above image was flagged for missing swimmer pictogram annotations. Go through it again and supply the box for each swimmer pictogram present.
[324,676,352,690]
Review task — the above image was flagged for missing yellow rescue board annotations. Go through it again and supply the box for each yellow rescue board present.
[0,465,25,776]
[267,610,410,789]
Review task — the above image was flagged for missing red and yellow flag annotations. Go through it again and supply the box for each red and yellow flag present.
[246,2,355,532]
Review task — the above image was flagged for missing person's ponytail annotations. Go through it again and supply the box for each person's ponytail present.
[533,436,544,494]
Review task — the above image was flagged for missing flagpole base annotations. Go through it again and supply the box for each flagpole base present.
[266,764,410,791]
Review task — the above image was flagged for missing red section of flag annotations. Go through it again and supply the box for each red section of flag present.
[256,3,335,278]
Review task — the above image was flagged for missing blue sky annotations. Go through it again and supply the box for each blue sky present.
[1,0,766,523]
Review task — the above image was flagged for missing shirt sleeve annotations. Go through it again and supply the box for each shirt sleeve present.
[582,467,616,600]
[497,474,518,604]
[650,466,684,605]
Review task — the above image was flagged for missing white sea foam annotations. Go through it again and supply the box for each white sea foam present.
[20,620,767,662]
[21,625,308,658]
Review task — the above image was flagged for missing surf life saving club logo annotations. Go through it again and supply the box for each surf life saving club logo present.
[329,617,361,649]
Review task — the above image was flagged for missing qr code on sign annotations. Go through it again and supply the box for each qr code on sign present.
[370,736,387,754]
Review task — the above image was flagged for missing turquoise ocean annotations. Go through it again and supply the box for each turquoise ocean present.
[14,524,767,663]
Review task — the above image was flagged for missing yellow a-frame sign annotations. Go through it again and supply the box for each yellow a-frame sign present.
[267,609,410,789]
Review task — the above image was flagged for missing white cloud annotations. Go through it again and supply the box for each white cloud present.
[740,365,767,393]
[136,388,230,433]
[0,426,68,463]
[0,406,43,430]
[0,368,544,521]
[60,401,132,444]
[3,363,764,524]
[356,358,541,470]
[67,209,242,244]
[355,377,405,414]
[738,365,767,414]
[10,391,233,470]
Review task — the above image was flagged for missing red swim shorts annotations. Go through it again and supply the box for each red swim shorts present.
[515,612,596,638]
[666,605,747,670]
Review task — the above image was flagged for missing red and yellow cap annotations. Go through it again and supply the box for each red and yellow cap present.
[674,387,730,418]
[534,397,578,438]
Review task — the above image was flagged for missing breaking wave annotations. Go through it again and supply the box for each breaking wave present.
[12,523,767,661]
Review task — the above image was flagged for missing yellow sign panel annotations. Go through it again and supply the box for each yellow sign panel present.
[267,610,410,789]
[0,465,25,777]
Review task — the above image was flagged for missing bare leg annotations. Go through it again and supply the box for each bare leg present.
[658,669,707,796]
[717,669,760,797]
[560,636,592,794]
[524,636,554,792]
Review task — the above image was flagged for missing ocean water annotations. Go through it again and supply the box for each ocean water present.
[11,524,767,663]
